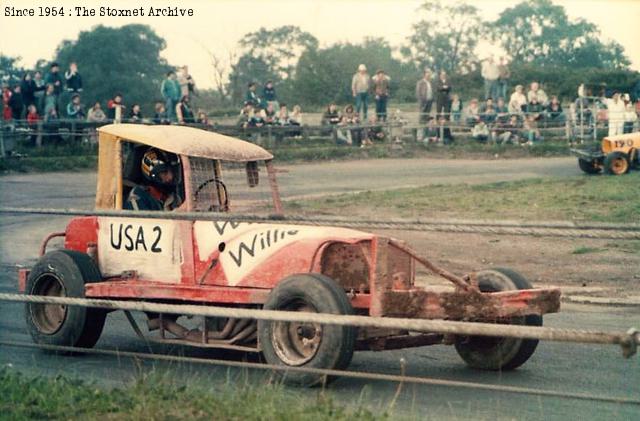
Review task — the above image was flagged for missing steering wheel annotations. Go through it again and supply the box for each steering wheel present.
[194,178,229,211]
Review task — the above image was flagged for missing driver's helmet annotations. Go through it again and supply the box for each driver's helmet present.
[141,148,178,189]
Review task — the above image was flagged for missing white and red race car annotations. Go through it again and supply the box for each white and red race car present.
[19,124,560,385]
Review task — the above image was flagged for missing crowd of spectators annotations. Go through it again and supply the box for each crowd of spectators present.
[2,58,639,148]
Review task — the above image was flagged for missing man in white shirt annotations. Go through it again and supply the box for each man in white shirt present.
[481,56,500,100]
[416,69,434,139]
[606,92,626,137]
[351,64,371,120]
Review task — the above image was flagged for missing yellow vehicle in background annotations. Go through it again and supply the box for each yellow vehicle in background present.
[572,132,640,175]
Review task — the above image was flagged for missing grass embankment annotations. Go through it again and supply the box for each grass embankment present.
[286,173,640,223]
[0,369,383,420]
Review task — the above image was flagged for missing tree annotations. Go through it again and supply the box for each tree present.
[238,26,318,80]
[403,0,484,74]
[0,55,24,86]
[493,0,629,69]
[54,24,172,109]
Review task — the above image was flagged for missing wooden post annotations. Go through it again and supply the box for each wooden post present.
[36,120,43,147]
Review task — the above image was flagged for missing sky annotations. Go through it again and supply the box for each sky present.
[0,0,638,89]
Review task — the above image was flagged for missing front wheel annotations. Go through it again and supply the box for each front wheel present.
[454,268,542,371]
[25,250,106,350]
[604,151,630,175]
[258,273,356,386]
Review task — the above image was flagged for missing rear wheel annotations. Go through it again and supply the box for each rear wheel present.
[578,158,601,174]
[454,268,542,371]
[25,250,106,350]
[258,273,356,386]
[604,152,630,175]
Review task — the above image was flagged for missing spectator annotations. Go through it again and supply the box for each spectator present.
[509,85,527,114]
[416,69,434,138]
[366,115,386,143]
[237,103,252,128]
[342,104,363,146]
[289,105,303,137]
[177,65,196,98]
[437,116,454,144]
[2,85,12,121]
[196,110,210,125]
[546,96,565,126]
[263,103,276,125]
[495,97,509,124]
[107,93,125,123]
[275,104,290,126]
[21,73,36,109]
[606,92,625,137]
[497,57,510,101]
[44,108,63,143]
[45,63,64,111]
[480,98,497,124]
[26,104,40,145]
[372,69,390,121]
[153,102,170,125]
[527,82,548,106]
[623,94,637,134]
[129,104,143,122]
[65,94,85,119]
[161,71,181,122]
[321,103,341,126]
[33,71,46,114]
[263,80,278,109]
[435,70,452,118]
[336,115,353,146]
[450,94,462,123]
[245,82,260,107]
[463,98,481,126]
[176,95,195,124]
[351,64,371,120]
[87,102,106,122]
[65,62,83,93]
[496,115,521,144]
[526,94,544,121]
[481,56,500,100]
[8,85,24,121]
[522,115,541,144]
[42,84,57,118]
[472,120,490,143]
[423,118,439,144]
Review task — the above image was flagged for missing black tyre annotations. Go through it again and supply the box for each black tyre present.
[604,151,630,175]
[454,268,542,371]
[578,158,601,174]
[258,273,356,386]
[25,250,106,350]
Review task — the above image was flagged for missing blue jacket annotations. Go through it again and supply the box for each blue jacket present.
[161,78,181,101]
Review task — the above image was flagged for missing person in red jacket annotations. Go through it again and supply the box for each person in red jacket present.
[2,85,12,121]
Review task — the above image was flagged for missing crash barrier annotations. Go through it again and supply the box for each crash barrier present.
[0,293,638,406]
[1,207,639,240]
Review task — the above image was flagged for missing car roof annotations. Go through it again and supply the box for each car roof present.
[97,124,273,162]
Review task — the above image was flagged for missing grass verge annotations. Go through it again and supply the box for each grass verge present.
[0,368,384,420]
[286,173,640,223]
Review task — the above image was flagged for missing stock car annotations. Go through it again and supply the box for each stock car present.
[572,131,640,175]
[18,124,560,385]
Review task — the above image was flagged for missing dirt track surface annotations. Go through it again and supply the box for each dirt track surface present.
[1,157,639,419]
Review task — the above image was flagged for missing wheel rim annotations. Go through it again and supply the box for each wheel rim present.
[29,274,68,335]
[271,301,322,366]
[611,157,628,174]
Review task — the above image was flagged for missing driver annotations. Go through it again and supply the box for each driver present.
[124,148,181,211]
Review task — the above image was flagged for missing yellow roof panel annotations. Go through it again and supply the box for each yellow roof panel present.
[97,124,273,162]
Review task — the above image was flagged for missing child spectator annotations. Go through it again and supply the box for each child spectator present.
[509,85,527,114]
[450,94,462,123]
[423,118,439,143]
[472,120,490,143]
[263,102,276,125]
[526,94,544,121]
[481,98,497,124]
[107,93,125,123]
[546,96,564,125]
[289,105,303,137]
[321,103,341,126]
[372,69,390,121]
[196,110,210,125]
[522,115,541,144]
[262,80,278,109]
[129,104,143,122]
[42,84,57,118]
[496,115,521,144]
[245,82,260,107]
[463,98,481,126]
[176,95,195,124]
[87,102,106,122]
[66,94,85,119]
[336,115,353,146]
[65,62,83,93]
[26,104,40,145]
[366,115,386,143]
[495,97,509,124]
[275,104,290,126]
[153,102,169,125]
